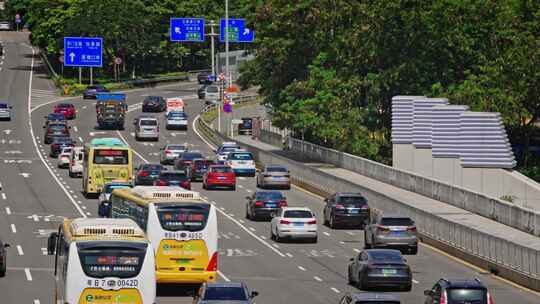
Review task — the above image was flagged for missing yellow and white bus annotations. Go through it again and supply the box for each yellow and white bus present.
[47,218,156,304]
[109,186,218,284]
[83,138,133,196]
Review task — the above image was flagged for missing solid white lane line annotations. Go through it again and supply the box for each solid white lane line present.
[249,227,256,232]
[24,268,33,281]
[34,300,40,304]
[413,279,420,284]
[10,224,16,233]
[331,287,340,293]
[314,276,323,282]
[323,232,330,236]
[246,189,252,193]
[17,245,24,255]
[272,243,280,248]
[298,266,306,271]
[218,270,231,282]
[353,248,361,253]
[1,193,6,200]
[238,219,245,223]
[27,46,86,219]
[5,207,11,214]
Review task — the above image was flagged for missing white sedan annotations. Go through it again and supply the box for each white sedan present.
[165,111,188,130]
[270,207,318,243]
[57,147,73,168]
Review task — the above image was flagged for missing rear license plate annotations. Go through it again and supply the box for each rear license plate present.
[238,161,246,164]
[217,176,226,180]
[348,209,359,214]
[265,204,276,208]
[293,222,304,227]
[390,231,405,236]
[382,269,397,275]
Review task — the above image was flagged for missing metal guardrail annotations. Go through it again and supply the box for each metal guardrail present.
[196,107,540,291]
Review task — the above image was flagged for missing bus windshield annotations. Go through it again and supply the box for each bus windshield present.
[93,149,129,165]
[77,242,147,278]
[156,203,210,232]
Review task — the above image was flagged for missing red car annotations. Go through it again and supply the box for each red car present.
[203,165,236,190]
[54,103,76,119]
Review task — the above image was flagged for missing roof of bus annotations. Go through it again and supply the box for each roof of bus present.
[62,218,147,242]
[112,186,205,206]
[88,137,128,148]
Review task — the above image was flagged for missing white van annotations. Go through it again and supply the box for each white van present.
[68,146,84,178]
[204,85,220,104]
[134,116,159,141]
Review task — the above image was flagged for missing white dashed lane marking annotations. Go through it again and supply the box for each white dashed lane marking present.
[298,266,306,271]
[314,276,323,282]
[5,207,11,214]
[285,253,293,258]
[413,279,420,284]
[10,224,16,233]
[323,232,330,236]
[1,193,6,200]
[331,287,340,293]
[24,268,32,281]
[17,245,24,255]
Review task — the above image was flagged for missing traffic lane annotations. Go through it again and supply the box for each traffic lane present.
[0,266,52,304]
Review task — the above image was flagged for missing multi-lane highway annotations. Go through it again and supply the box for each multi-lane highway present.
[1,32,539,304]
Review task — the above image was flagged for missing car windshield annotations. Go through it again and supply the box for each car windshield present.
[230,153,253,161]
[206,86,219,93]
[53,137,72,143]
[256,191,284,200]
[168,112,186,118]
[168,145,186,151]
[219,147,237,154]
[266,166,288,172]
[0,104,8,109]
[203,286,247,301]
[447,288,486,303]
[140,119,157,126]
[380,217,414,226]
[369,251,403,262]
[283,210,312,218]
[339,196,367,207]
[58,104,73,108]
[211,166,232,173]
[49,124,67,129]
[141,164,163,171]
[48,114,65,120]
[147,96,161,102]
[160,172,188,181]
[104,184,131,194]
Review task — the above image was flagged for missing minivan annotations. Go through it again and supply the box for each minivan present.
[204,85,220,104]
[69,146,84,178]
[134,116,159,141]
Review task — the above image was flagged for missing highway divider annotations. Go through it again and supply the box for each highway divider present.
[196,104,540,292]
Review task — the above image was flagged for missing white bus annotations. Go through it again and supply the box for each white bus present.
[47,218,156,304]
[109,186,218,284]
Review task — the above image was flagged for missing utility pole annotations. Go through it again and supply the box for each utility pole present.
[225,0,229,88]
[207,20,218,76]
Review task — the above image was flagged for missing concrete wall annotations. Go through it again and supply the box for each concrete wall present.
[413,148,433,178]
[392,144,414,171]
[432,157,455,185]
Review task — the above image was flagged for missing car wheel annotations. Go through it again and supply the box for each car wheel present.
[329,214,336,229]
[69,171,74,178]
[347,267,354,285]
[410,245,418,255]
[323,212,329,226]
[311,236,318,243]
[270,228,275,240]
[358,273,368,290]
[202,183,206,190]
[403,283,412,292]
[274,229,281,242]
[230,185,236,191]
[245,207,250,220]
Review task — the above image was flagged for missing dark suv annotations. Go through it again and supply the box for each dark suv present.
[142,95,166,112]
[424,278,494,304]
[0,240,10,277]
[323,192,370,229]
[43,122,71,144]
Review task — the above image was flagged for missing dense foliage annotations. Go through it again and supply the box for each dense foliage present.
[6,0,257,78]
[238,0,540,178]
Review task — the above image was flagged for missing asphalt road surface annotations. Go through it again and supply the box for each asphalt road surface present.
[1,32,539,304]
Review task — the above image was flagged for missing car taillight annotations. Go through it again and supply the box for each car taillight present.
[377,225,390,232]
[165,150,171,154]
[307,220,317,225]
[139,171,149,177]
[279,200,288,207]
[487,292,494,304]
[407,226,417,232]
[155,180,167,186]
[207,252,218,271]
[335,204,345,209]
[280,220,291,225]
[254,201,263,206]
[181,180,191,190]
[440,291,447,304]
[361,205,369,209]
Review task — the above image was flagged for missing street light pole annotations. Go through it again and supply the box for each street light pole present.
[225,0,229,88]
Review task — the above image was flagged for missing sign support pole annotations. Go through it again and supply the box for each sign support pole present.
[209,20,216,77]
[225,0,229,88]
[218,102,221,133]
[78,67,82,84]
[90,67,93,85]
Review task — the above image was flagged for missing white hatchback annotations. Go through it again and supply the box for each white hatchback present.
[68,146,84,177]
[270,207,318,243]
[57,147,73,168]
[225,151,256,176]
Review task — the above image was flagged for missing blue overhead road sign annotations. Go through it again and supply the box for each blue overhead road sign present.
[220,18,254,43]
[63,37,103,67]
[170,18,205,42]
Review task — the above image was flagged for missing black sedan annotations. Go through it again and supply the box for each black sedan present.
[154,170,191,190]
[134,163,166,185]
[142,95,166,112]
[49,137,75,157]
[198,85,207,99]
[245,191,288,221]
[197,72,212,84]
[348,249,412,291]
[324,192,371,229]
[83,85,109,99]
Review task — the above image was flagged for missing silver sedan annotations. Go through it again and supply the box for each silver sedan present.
[159,143,188,165]
[256,164,291,189]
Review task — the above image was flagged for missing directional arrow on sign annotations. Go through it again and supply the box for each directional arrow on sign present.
[69,52,75,63]
[19,173,31,178]
[243,28,250,35]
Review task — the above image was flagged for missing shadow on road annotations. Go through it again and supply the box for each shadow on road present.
[157,283,199,298]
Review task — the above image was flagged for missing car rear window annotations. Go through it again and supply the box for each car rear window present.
[369,251,403,262]
[160,172,188,181]
[182,152,203,160]
[203,287,247,301]
[206,86,219,93]
[59,103,73,108]
[380,217,414,226]
[0,104,7,108]
[49,124,67,129]
[448,288,487,303]
[140,119,157,126]
[256,192,284,200]
[195,160,214,168]
[142,164,163,171]
[339,196,367,206]
[230,153,253,160]
[168,145,186,150]
[266,166,288,172]
[211,166,232,173]
[283,210,313,218]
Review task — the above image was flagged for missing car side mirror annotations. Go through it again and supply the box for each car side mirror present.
[3,243,10,248]
[47,232,58,255]
[9,106,12,109]
[424,290,433,296]
[250,291,259,298]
